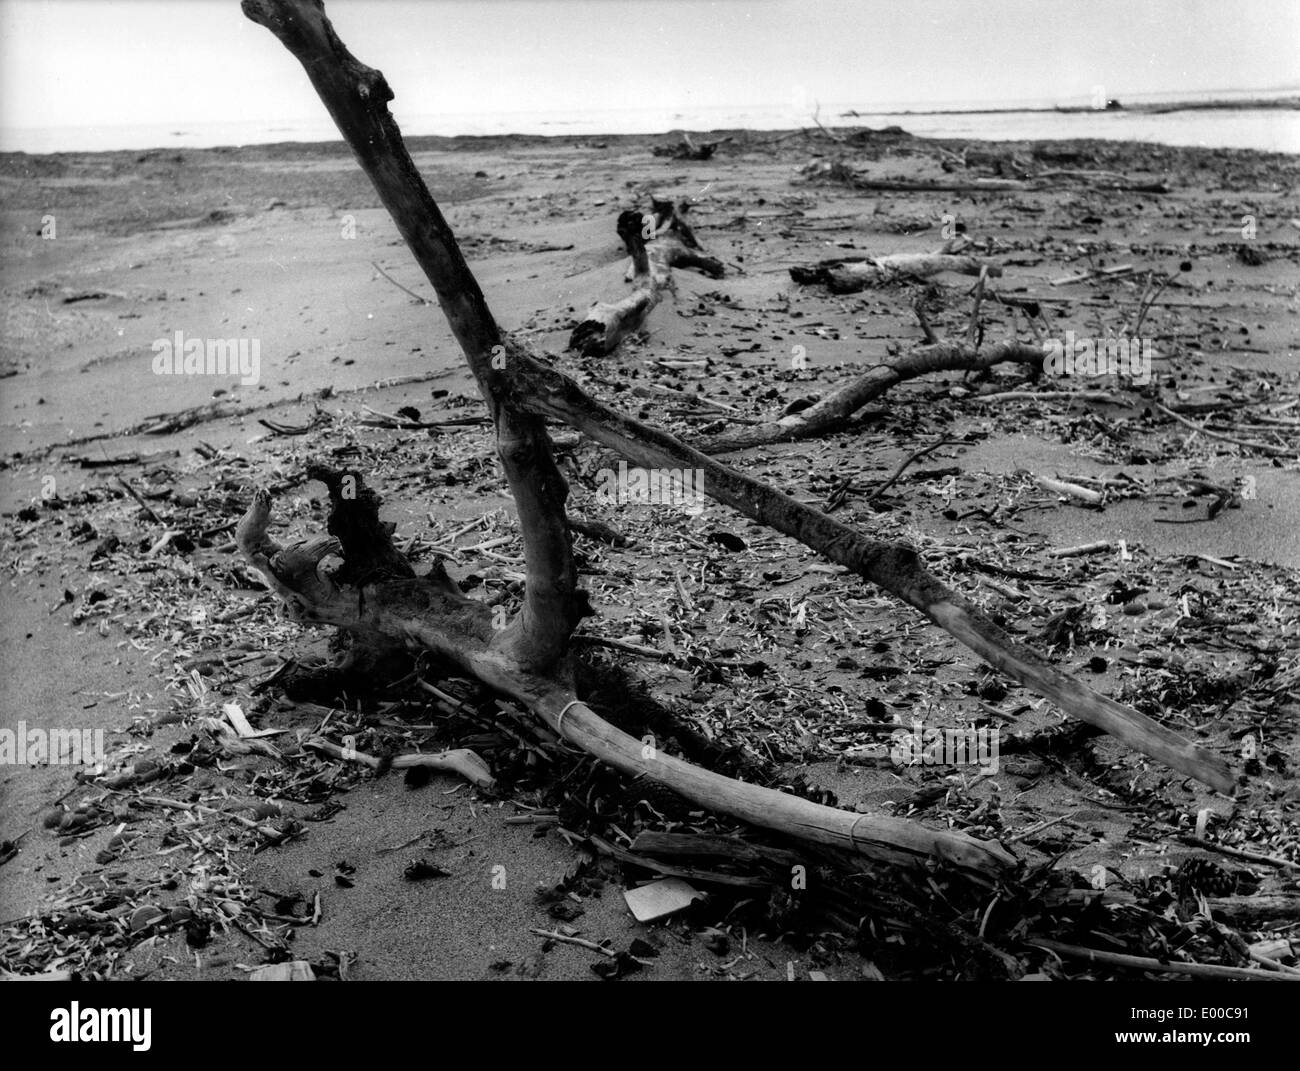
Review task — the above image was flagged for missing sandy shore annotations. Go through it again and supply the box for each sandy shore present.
[1,128,1297,980]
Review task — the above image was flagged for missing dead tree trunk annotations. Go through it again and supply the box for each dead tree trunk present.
[240,0,1234,887]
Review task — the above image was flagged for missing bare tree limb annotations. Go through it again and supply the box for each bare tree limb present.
[241,0,1235,857]
[697,340,1048,453]
[242,0,582,671]
[503,354,1235,792]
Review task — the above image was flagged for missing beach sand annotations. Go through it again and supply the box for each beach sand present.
[1,129,1297,980]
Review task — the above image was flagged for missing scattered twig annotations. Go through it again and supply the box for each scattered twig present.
[1032,938,1297,981]
[114,475,162,524]
[1175,834,1298,872]
[371,260,431,305]
[1156,402,1294,456]
[976,390,1117,404]
[529,928,616,956]
[867,439,961,503]
[1048,540,1112,557]
[1034,475,1105,505]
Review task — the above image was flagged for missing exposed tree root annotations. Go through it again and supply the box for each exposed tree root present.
[236,470,1017,878]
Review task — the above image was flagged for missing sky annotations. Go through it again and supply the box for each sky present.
[1,0,1298,135]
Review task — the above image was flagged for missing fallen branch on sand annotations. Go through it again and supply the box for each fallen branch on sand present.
[696,339,1048,453]
[790,249,1003,293]
[237,474,1017,876]
[241,0,1234,887]
[568,200,724,356]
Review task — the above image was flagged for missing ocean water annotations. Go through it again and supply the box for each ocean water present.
[2,100,1297,155]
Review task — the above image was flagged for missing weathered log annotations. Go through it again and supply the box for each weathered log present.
[567,211,663,357]
[801,160,1029,193]
[652,133,729,160]
[800,159,1168,195]
[790,252,1002,293]
[1054,888,1300,928]
[568,200,724,357]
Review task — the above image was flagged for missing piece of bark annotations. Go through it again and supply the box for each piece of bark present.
[588,833,767,888]
[630,830,803,868]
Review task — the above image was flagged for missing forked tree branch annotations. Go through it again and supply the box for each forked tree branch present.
[242,0,581,671]
[236,475,1017,877]
[241,0,1234,872]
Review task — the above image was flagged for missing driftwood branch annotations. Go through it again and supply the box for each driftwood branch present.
[1032,938,1296,982]
[242,0,582,672]
[235,475,1015,878]
[698,339,1047,454]
[305,735,495,789]
[242,0,1234,897]
[568,200,724,357]
[791,252,1003,294]
[503,354,1234,792]
[800,159,1169,195]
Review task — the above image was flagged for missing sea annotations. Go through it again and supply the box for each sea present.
[2,91,1297,155]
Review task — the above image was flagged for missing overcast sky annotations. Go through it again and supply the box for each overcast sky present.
[2,0,1298,132]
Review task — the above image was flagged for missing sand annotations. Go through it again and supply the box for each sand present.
[0,128,1297,980]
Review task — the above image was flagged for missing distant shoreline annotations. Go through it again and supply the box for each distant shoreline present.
[3,127,1297,168]
[3,97,1297,156]
[845,96,1300,118]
